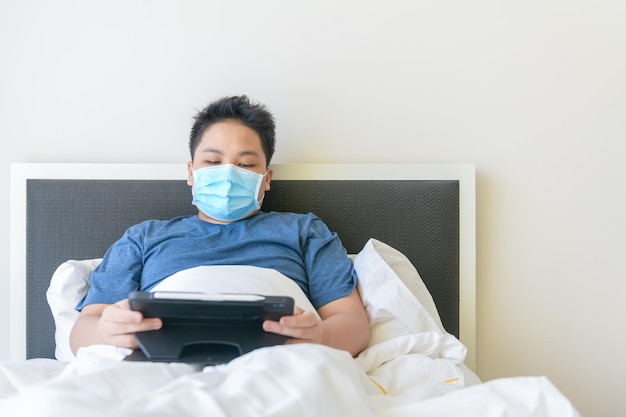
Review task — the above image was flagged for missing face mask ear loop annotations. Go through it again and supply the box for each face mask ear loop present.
[257,169,270,206]
[258,170,267,206]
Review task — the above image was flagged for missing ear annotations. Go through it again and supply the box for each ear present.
[263,167,273,191]
[186,161,194,186]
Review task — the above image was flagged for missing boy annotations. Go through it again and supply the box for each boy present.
[70,96,370,357]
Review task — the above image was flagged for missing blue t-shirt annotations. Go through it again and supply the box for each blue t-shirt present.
[77,211,356,310]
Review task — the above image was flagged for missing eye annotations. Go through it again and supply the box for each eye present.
[195,160,220,169]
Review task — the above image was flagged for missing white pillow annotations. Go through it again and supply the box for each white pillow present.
[47,258,102,362]
[353,238,445,347]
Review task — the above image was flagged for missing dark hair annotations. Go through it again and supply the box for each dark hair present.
[189,95,276,166]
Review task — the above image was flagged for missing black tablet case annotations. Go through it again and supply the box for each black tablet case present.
[127,291,294,364]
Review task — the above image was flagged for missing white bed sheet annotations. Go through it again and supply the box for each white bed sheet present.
[0,343,579,417]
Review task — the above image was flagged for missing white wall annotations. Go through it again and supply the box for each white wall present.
[1,1,624,416]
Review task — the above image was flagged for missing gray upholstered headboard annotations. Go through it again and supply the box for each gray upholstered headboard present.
[10,163,475,367]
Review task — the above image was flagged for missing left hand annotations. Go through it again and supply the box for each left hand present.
[262,306,323,345]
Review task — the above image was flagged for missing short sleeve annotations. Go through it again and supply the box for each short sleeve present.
[301,215,357,308]
[75,225,145,310]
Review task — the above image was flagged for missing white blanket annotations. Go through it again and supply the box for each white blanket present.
[0,342,580,417]
[7,240,580,416]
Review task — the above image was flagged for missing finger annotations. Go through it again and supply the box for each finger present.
[104,300,143,324]
[279,310,318,328]
[100,302,162,347]
[104,317,162,334]
[267,321,321,342]
[104,301,163,329]
[100,318,162,349]
[263,312,322,342]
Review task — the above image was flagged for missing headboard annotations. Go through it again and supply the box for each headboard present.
[10,163,476,368]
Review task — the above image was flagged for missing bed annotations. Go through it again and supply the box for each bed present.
[3,162,580,416]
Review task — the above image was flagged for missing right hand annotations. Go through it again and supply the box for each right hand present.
[98,299,163,349]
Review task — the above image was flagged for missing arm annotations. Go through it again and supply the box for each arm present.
[263,288,370,357]
[69,300,162,355]
[318,288,371,356]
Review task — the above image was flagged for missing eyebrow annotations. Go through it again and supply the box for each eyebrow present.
[199,148,261,157]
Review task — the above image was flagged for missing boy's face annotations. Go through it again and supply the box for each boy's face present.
[187,120,273,222]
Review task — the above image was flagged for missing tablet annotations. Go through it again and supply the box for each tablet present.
[128,291,294,364]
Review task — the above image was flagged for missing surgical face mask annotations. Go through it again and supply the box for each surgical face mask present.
[192,164,266,222]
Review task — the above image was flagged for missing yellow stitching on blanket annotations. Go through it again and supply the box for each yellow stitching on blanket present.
[368,376,387,394]
[444,378,460,384]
